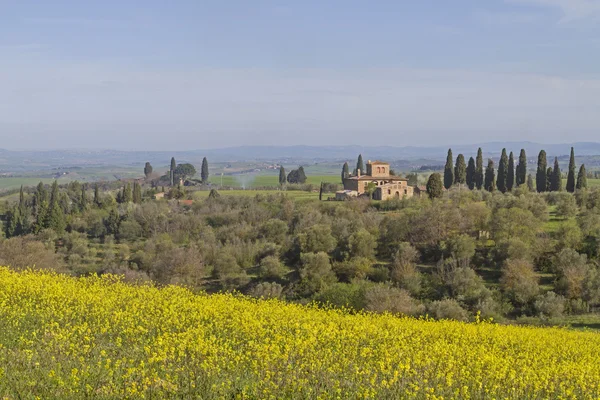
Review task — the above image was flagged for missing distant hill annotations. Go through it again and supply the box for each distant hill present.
[0,142,598,171]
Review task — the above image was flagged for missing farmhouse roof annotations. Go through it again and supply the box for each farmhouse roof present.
[345,175,408,181]
[367,160,389,165]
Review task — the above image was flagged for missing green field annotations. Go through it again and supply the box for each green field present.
[193,189,320,201]
[207,173,339,188]
[587,178,600,188]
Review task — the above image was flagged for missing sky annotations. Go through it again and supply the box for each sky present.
[1,0,600,150]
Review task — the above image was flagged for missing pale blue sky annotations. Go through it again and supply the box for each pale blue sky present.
[1,0,600,150]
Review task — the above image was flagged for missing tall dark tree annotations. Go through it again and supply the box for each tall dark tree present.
[576,164,588,190]
[297,166,307,184]
[536,150,548,193]
[46,181,65,233]
[475,148,484,190]
[426,173,443,199]
[94,183,101,206]
[144,162,153,179]
[80,184,88,211]
[201,157,209,183]
[566,147,576,193]
[497,148,508,193]
[133,182,142,204]
[516,149,527,186]
[279,166,287,186]
[546,167,553,192]
[341,162,349,183]
[507,151,515,191]
[551,157,562,192]
[484,159,496,192]
[466,157,476,190]
[170,157,176,186]
[454,154,466,185]
[527,174,534,191]
[444,149,454,189]
[122,183,133,203]
[356,154,365,175]
[18,185,25,212]
[34,182,47,209]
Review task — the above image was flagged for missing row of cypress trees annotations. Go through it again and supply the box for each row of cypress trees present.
[535,148,587,193]
[444,147,587,193]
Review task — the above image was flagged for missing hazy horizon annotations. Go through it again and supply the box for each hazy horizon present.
[3,1,600,150]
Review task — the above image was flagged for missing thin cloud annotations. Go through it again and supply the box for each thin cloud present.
[509,0,600,21]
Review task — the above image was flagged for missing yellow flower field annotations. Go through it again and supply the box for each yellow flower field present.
[0,267,599,399]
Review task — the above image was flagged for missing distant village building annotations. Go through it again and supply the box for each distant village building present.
[336,160,415,201]
[414,185,427,197]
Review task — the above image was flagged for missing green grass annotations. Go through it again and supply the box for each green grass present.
[192,189,321,201]
[587,178,600,188]
[206,173,339,188]
[0,177,74,191]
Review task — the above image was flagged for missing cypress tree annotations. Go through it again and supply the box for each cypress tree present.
[444,149,454,189]
[133,182,142,204]
[454,154,466,185]
[19,185,24,211]
[298,166,307,184]
[34,200,48,233]
[497,148,508,193]
[34,182,47,209]
[516,149,527,186]
[566,147,576,193]
[46,181,65,233]
[426,173,443,199]
[80,184,88,211]
[279,166,286,186]
[341,162,349,183]
[576,164,588,190]
[507,151,515,191]
[527,174,534,191]
[144,162,153,179]
[475,148,484,190]
[105,208,120,236]
[5,207,20,238]
[536,150,547,193]
[466,157,476,190]
[551,157,562,192]
[49,180,59,205]
[170,157,176,186]
[94,183,101,206]
[201,157,209,183]
[356,154,365,175]
[484,159,495,192]
[121,183,133,203]
[546,167,552,192]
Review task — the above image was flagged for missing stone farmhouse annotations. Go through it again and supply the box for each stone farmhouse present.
[336,160,415,200]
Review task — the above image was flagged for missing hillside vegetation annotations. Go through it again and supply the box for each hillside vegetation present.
[3,178,600,328]
[0,268,599,399]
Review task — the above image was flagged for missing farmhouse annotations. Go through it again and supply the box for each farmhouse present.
[337,160,414,200]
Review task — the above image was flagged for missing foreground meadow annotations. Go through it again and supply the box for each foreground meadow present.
[0,268,599,399]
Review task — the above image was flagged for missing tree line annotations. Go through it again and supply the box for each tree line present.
[426,147,588,199]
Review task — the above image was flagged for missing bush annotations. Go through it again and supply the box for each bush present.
[500,259,539,305]
[333,257,373,281]
[427,299,469,321]
[364,285,425,316]
[298,252,337,295]
[315,282,367,310]
[249,282,284,299]
[534,291,566,319]
[257,256,288,280]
